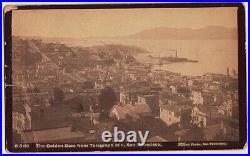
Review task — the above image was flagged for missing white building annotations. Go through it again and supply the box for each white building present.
[160,105,181,126]
[218,100,233,117]
[191,105,219,127]
[191,90,204,105]
[120,92,129,105]
[191,106,207,127]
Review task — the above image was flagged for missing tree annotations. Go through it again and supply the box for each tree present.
[53,87,65,105]
[189,125,205,141]
[180,108,192,128]
[99,87,117,119]
[177,86,191,97]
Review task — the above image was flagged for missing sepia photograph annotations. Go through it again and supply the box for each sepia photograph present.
[4,3,246,152]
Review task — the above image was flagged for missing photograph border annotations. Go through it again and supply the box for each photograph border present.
[4,2,247,152]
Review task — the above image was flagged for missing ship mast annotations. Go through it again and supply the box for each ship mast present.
[158,52,161,70]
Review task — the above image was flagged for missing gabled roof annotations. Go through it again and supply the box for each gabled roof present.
[193,105,218,117]
[134,103,151,114]
[110,103,150,120]
[110,105,127,119]
[160,92,191,104]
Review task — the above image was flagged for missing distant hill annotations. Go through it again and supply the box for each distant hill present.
[127,26,237,40]
[29,38,148,69]
[72,44,149,65]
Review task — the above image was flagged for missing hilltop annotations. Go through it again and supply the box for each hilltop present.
[126,26,237,40]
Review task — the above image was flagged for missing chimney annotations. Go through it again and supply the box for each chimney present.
[227,67,230,78]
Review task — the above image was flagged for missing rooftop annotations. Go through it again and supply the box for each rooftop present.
[160,92,191,104]
[22,126,84,143]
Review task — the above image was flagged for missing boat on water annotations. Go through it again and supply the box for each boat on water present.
[148,50,198,64]
[160,56,198,63]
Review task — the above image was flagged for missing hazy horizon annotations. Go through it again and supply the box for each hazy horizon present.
[12,8,238,38]
[13,25,237,40]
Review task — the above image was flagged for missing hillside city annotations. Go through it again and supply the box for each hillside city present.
[12,37,239,144]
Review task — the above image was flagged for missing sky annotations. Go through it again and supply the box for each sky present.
[12,7,238,38]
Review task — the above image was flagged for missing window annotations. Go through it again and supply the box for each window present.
[195,116,198,121]
[201,118,205,127]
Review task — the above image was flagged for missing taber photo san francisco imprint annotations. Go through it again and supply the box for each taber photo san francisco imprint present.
[5,4,246,151]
